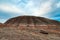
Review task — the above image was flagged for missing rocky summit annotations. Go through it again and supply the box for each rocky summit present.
[0,16,60,40]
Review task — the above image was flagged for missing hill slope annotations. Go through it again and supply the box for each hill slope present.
[5,16,60,25]
[5,16,60,33]
[0,16,60,40]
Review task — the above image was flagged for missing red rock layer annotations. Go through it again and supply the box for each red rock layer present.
[4,16,60,33]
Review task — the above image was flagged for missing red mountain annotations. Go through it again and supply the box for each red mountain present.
[0,16,60,40]
[4,16,60,33]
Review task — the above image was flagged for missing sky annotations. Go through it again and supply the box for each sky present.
[0,0,60,23]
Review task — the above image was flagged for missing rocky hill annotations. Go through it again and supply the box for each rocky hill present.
[5,16,60,25]
[0,16,60,40]
[5,16,60,33]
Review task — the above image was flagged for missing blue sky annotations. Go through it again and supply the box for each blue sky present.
[0,0,60,23]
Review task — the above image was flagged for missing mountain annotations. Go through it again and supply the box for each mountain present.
[0,16,60,40]
[5,16,60,25]
[5,16,60,32]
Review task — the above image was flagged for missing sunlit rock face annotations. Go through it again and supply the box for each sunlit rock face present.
[0,16,60,40]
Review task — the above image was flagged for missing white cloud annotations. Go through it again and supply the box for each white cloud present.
[56,2,60,8]
[0,4,24,14]
[0,0,54,16]
[33,2,52,16]
[24,0,53,16]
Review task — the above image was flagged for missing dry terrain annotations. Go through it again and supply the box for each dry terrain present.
[0,16,60,40]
